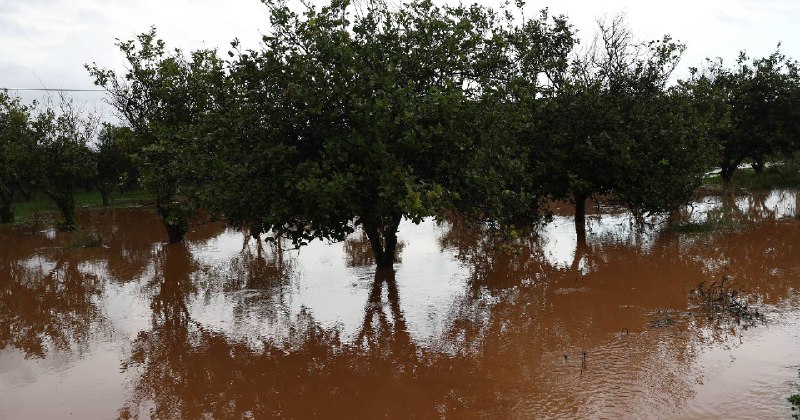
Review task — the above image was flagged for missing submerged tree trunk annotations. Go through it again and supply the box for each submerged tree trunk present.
[165,224,186,244]
[720,156,744,184]
[720,163,735,184]
[53,193,77,230]
[0,189,14,223]
[157,202,189,244]
[99,186,111,207]
[574,192,588,238]
[363,214,402,268]
[0,203,13,224]
[752,157,765,174]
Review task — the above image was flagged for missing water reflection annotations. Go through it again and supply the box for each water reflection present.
[1,193,800,418]
[0,255,106,358]
[355,269,412,356]
[687,189,797,225]
[119,249,478,418]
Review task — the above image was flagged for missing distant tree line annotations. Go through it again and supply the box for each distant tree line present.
[0,92,136,229]
[3,0,800,266]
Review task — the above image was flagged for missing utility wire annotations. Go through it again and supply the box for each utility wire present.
[1,88,105,92]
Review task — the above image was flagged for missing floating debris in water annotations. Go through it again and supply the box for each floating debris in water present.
[689,276,766,327]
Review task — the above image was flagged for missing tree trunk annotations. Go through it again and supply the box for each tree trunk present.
[0,202,13,224]
[165,223,186,244]
[720,157,743,184]
[363,215,402,268]
[99,187,111,207]
[0,189,14,223]
[752,157,765,174]
[19,185,32,201]
[54,194,77,230]
[157,202,189,244]
[720,163,735,184]
[574,192,587,237]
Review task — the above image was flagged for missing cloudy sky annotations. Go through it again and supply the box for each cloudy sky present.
[2,0,799,111]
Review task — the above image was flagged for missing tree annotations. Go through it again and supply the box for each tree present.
[514,15,706,233]
[614,84,712,219]
[610,35,713,220]
[93,124,135,206]
[0,90,35,223]
[457,7,576,228]
[213,0,526,267]
[30,98,97,230]
[87,28,228,242]
[684,49,800,183]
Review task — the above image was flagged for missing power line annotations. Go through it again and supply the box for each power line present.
[1,88,105,92]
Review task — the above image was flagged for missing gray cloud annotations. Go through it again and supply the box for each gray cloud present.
[2,0,799,107]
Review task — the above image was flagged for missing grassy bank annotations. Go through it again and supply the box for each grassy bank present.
[9,189,154,225]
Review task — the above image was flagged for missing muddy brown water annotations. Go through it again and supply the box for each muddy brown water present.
[1,191,800,419]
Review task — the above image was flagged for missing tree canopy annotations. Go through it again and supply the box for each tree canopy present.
[0,91,35,223]
[683,48,800,182]
[77,0,800,265]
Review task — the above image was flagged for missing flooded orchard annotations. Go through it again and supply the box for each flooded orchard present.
[2,191,800,419]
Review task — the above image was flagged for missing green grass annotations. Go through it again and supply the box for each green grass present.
[9,189,154,225]
[705,165,800,190]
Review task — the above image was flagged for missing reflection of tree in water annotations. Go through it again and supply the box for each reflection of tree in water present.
[118,200,800,418]
[189,234,299,340]
[0,255,106,358]
[344,230,404,267]
[119,250,488,418]
[433,210,800,415]
[673,219,800,304]
[433,241,704,416]
[355,269,413,358]
[145,245,195,331]
[75,208,228,284]
[217,236,296,291]
[0,208,225,360]
[437,215,640,299]
[683,190,797,227]
[438,216,551,291]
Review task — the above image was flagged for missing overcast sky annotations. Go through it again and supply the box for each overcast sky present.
[2,0,799,111]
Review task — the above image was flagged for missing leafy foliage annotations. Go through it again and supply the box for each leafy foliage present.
[81,1,800,266]
[92,124,136,206]
[87,28,228,242]
[30,98,97,230]
[683,48,800,182]
[210,0,535,266]
[0,90,36,223]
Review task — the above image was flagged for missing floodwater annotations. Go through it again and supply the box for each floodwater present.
[1,191,800,419]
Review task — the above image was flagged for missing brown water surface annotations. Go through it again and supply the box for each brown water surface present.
[1,191,800,419]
